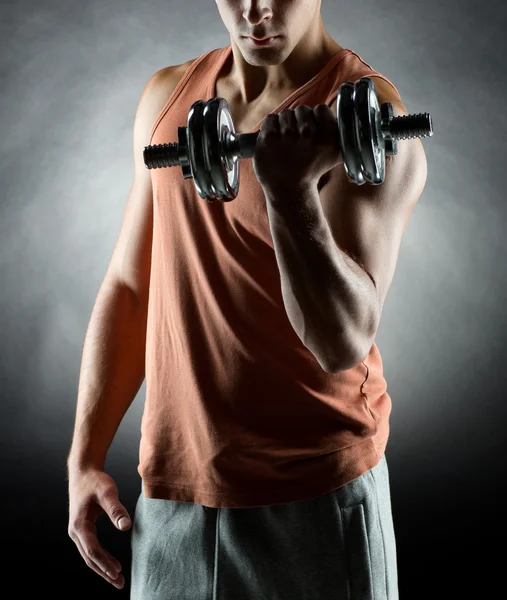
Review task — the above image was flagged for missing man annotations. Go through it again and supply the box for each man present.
[67,1,428,598]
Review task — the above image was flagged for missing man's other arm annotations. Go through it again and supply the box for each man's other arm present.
[67,64,184,472]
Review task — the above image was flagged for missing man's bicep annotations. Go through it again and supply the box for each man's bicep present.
[105,67,180,299]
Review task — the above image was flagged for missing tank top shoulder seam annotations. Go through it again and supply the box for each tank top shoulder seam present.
[217,47,354,134]
[149,47,224,144]
[269,47,354,107]
[345,49,375,71]
[336,50,403,102]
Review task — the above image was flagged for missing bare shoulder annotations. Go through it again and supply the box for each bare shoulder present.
[157,58,198,94]
[136,58,199,149]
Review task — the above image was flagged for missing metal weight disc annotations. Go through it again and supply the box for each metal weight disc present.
[187,100,215,201]
[336,82,365,185]
[354,77,385,184]
[202,98,239,202]
[380,102,397,157]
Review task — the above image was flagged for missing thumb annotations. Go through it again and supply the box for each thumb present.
[116,512,131,531]
[102,492,132,531]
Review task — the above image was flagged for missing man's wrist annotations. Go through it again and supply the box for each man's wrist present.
[67,450,106,473]
[262,178,318,208]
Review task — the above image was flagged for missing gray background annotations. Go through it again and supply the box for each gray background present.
[1,0,505,597]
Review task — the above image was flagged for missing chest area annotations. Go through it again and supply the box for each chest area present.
[215,77,295,135]
[214,77,331,192]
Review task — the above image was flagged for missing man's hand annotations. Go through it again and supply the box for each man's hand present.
[252,104,344,194]
[68,468,131,590]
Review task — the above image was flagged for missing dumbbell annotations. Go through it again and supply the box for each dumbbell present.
[143,77,433,203]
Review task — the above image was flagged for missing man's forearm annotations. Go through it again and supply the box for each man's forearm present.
[264,182,379,373]
[67,279,148,473]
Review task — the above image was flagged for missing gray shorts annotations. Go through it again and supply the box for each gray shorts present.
[130,453,398,600]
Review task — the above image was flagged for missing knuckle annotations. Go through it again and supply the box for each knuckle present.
[280,128,295,136]
[96,484,110,500]
[70,512,89,528]
[108,505,123,520]
[69,519,81,534]
[314,105,330,119]
[86,547,100,562]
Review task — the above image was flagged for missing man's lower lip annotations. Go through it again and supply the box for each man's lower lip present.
[245,36,279,46]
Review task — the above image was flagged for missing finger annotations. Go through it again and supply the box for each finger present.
[313,104,338,144]
[104,548,122,573]
[74,533,125,589]
[294,105,316,136]
[260,113,279,137]
[278,108,297,135]
[294,105,314,119]
[314,103,336,127]
[79,520,121,581]
[98,488,132,531]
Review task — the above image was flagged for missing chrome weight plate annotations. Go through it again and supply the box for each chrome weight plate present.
[187,100,215,201]
[354,77,385,185]
[202,98,239,202]
[336,82,365,185]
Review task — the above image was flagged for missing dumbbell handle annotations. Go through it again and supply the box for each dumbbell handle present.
[233,111,433,157]
[144,111,432,170]
[230,131,260,159]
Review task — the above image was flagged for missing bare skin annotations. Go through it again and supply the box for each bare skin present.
[68,1,346,591]
[214,0,343,133]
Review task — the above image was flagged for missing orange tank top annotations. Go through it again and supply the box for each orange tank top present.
[138,44,401,508]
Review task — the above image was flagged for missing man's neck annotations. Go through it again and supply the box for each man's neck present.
[225,37,344,105]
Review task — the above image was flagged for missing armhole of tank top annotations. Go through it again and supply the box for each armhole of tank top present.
[329,71,406,111]
[341,50,404,107]
[367,73,404,106]
[148,57,201,145]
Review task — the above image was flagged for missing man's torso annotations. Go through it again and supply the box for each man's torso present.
[156,47,344,191]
